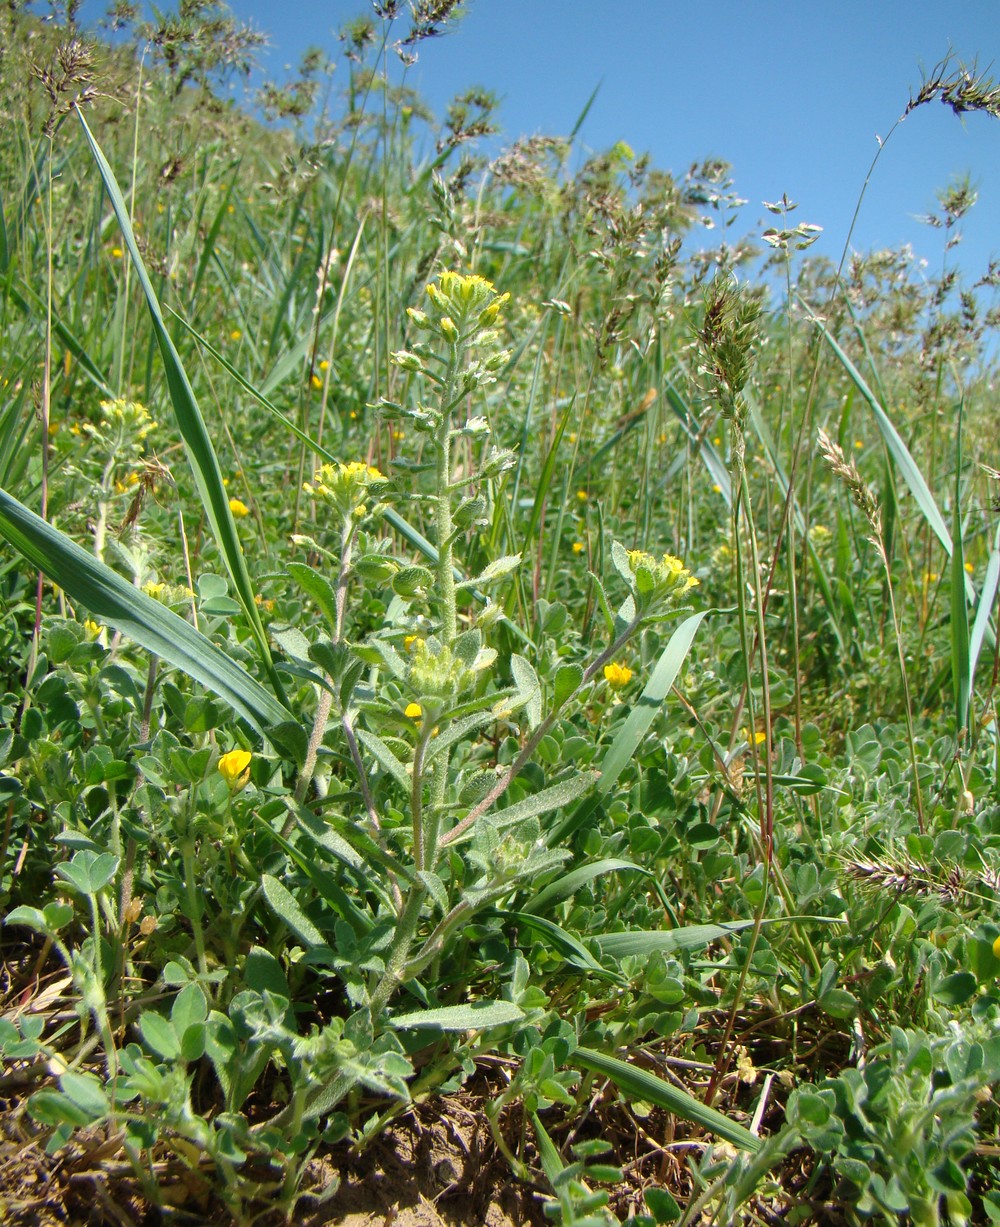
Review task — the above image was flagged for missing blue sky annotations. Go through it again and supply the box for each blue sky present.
[83,1,1000,279]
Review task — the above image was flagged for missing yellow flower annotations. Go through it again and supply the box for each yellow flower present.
[572,542,584,554]
[303,461,387,525]
[218,749,252,789]
[424,270,510,328]
[854,439,863,450]
[404,635,423,651]
[311,374,323,389]
[576,490,588,502]
[111,246,123,259]
[405,702,423,719]
[965,561,974,574]
[713,436,722,446]
[625,550,699,603]
[319,360,330,371]
[230,328,242,341]
[712,484,722,494]
[229,497,250,518]
[143,581,165,598]
[742,728,767,747]
[993,934,1000,960]
[83,619,102,638]
[604,662,633,691]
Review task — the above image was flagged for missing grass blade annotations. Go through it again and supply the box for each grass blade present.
[498,910,625,983]
[0,487,291,734]
[807,307,968,585]
[970,527,1000,700]
[951,404,971,735]
[75,109,277,681]
[573,1046,761,1152]
[595,920,756,959]
[548,610,711,847]
[522,858,660,916]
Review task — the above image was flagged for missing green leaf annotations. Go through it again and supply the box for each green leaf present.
[549,612,710,846]
[76,111,277,681]
[595,920,756,960]
[530,1110,565,1188]
[523,858,657,916]
[573,1046,760,1152]
[5,906,50,934]
[819,988,859,1019]
[809,308,970,591]
[139,1011,181,1060]
[356,729,411,791]
[644,1187,681,1223]
[553,662,584,707]
[970,531,1000,706]
[0,488,291,735]
[286,561,338,628]
[463,554,521,587]
[445,772,595,847]
[54,850,119,896]
[261,873,324,946]
[951,404,971,735]
[499,910,624,983]
[171,983,208,1035]
[58,1071,109,1120]
[510,653,542,727]
[389,1000,524,1031]
[29,1090,94,1130]
[933,971,977,1006]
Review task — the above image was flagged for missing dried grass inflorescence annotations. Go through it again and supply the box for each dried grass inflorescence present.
[817,427,882,546]
[843,849,1000,903]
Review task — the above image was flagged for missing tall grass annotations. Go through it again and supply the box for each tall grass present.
[0,8,999,1226]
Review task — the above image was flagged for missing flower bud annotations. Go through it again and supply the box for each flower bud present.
[406,307,433,330]
[391,349,423,373]
[440,316,460,344]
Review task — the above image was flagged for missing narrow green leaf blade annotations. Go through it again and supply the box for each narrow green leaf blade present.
[951,406,971,735]
[969,528,1000,697]
[261,873,324,946]
[0,487,290,733]
[499,910,624,983]
[595,920,756,960]
[573,1046,761,1152]
[389,1000,524,1031]
[523,858,657,916]
[76,110,274,670]
[548,611,710,847]
[809,310,964,576]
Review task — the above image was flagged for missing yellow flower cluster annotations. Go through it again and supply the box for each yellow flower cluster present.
[303,460,388,525]
[627,550,699,602]
[407,270,511,340]
[86,399,157,450]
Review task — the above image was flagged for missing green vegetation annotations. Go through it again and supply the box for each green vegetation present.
[2,4,1000,1224]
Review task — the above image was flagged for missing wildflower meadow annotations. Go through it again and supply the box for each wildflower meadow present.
[2,4,1000,1225]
